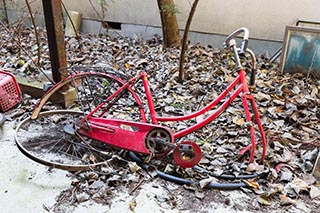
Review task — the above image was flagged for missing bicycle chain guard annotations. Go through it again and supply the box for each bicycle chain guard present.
[78,117,174,155]
[173,141,202,168]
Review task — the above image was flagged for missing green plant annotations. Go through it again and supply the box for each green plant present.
[160,2,179,16]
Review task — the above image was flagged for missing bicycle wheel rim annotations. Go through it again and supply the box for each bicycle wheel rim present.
[15,110,110,171]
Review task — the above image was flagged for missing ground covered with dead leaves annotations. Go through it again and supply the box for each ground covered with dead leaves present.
[1,25,320,212]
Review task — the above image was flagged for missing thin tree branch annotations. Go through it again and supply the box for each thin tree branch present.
[61,0,81,40]
[178,0,199,82]
[25,0,41,66]
[2,0,8,24]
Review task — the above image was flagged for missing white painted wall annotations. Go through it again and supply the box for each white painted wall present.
[63,0,320,41]
[2,0,320,41]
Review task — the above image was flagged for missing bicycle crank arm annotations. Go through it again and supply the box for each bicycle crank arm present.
[78,117,174,155]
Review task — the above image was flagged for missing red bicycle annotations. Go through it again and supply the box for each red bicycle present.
[15,28,267,171]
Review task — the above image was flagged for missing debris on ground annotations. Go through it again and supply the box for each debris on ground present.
[0,25,319,212]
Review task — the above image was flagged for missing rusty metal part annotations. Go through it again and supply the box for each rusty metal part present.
[145,128,174,155]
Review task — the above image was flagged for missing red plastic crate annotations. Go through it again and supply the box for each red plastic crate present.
[0,70,21,112]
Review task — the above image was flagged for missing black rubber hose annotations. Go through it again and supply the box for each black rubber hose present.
[193,165,259,180]
[128,152,253,190]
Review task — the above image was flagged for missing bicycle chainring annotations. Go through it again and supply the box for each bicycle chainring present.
[145,128,173,156]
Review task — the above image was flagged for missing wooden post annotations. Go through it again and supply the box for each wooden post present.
[40,0,76,107]
[42,0,67,83]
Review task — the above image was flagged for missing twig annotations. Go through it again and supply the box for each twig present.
[61,0,81,40]
[2,0,8,24]
[25,0,41,66]
[129,178,146,195]
[89,0,110,33]
[270,136,320,148]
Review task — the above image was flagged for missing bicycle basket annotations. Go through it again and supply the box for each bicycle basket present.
[0,70,21,112]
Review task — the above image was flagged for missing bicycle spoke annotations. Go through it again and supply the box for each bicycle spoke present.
[16,71,145,171]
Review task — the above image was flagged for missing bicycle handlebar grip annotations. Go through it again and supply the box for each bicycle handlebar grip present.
[249,67,256,86]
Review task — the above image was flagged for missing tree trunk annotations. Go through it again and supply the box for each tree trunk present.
[157,0,181,48]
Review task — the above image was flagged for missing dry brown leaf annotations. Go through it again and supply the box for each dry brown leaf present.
[195,191,205,199]
[129,201,137,211]
[232,117,245,126]
[258,194,272,206]
[310,186,320,199]
[243,179,259,189]
[247,162,259,172]
[199,177,217,189]
[291,177,309,194]
[279,194,296,206]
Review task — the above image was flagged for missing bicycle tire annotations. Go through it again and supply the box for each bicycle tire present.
[15,71,145,171]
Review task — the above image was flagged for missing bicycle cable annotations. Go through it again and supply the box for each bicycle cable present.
[128,152,265,190]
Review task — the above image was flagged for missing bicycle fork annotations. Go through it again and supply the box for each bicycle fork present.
[241,92,267,163]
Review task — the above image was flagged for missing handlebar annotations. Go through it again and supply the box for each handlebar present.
[223,27,249,54]
[245,48,257,87]
[222,27,257,88]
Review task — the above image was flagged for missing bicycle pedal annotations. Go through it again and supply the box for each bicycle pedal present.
[173,141,202,168]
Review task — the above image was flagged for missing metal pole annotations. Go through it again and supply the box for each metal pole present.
[42,0,67,83]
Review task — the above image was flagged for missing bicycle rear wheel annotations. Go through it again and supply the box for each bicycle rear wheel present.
[15,70,145,171]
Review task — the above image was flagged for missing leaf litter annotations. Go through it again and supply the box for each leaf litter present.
[0,25,320,212]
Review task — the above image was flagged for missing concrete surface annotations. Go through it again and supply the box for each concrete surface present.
[0,120,184,213]
[0,121,71,213]
[0,120,236,213]
[81,21,283,56]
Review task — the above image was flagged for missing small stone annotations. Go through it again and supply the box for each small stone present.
[216,147,228,154]
[90,180,105,189]
[76,192,90,203]
[224,197,232,206]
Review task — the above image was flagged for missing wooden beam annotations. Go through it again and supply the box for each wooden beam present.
[42,0,67,83]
